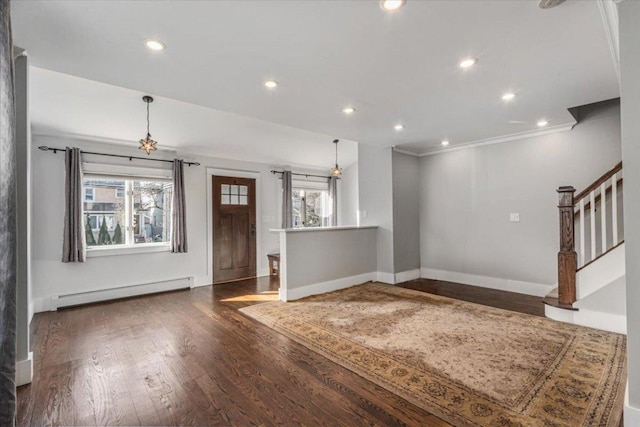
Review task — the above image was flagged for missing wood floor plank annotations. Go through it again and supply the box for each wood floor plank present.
[18,276,551,426]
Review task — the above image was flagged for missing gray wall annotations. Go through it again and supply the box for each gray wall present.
[14,52,30,375]
[283,227,377,289]
[358,145,394,275]
[339,162,358,226]
[392,151,420,273]
[620,0,640,414]
[419,100,621,288]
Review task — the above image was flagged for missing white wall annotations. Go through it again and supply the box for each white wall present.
[338,162,359,226]
[619,0,640,421]
[30,134,330,311]
[419,100,621,292]
[392,151,420,274]
[358,145,394,278]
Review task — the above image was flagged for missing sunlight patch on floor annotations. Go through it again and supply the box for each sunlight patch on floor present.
[221,291,279,302]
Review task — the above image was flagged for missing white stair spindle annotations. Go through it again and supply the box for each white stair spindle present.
[590,191,596,261]
[612,172,618,245]
[579,198,585,267]
[601,182,607,253]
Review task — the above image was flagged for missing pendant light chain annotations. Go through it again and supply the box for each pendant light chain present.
[146,100,151,136]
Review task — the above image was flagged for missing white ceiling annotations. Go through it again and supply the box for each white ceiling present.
[12,0,618,155]
[28,67,358,170]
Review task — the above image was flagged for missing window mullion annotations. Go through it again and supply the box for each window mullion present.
[126,180,133,246]
[302,195,307,227]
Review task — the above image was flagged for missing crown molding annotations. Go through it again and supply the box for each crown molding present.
[391,147,420,157]
[597,0,621,85]
[416,122,576,157]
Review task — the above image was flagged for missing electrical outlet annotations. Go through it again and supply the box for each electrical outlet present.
[510,213,520,222]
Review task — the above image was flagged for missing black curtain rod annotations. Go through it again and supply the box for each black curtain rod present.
[270,170,339,180]
[38,146,201,167]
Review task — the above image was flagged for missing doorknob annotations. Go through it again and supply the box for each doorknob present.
[251,224,256,236]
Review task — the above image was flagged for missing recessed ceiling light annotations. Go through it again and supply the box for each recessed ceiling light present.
[441,140,450,146]
[394,124,404,131]
[145,39,166,51]
[458,58,477,69]
[264,80,278,89]
[342,107,355,114]
[502,92,516,101]
[537,120,549,127]
[380,0,406,12]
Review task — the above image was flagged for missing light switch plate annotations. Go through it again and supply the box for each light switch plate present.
[510,213,520,222]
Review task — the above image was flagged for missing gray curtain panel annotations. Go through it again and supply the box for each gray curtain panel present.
[0,1,17,424]
[281,170,293,228]
[328,175,338,226]
[62,147,86,262]
[171,159,188,253]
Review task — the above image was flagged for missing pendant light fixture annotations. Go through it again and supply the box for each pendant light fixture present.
[330,139,342,177]
[139,95,158,155]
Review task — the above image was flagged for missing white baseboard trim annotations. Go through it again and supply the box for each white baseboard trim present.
[625,404,640,426]
[420,267,553,297]
[16,352,33,386]
[376,271,396,284]
[32,296,52,313]
[395,269,421,284]
[283,272,377,301]
[545,304,627,334]
[192,275,212,288]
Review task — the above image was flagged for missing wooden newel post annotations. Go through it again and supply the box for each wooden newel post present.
[557,186,577,305]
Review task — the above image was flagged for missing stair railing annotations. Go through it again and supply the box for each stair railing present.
[557,162,623,305]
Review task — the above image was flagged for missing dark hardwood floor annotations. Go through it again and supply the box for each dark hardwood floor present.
[399,278,546,317]
[17,277,546,426]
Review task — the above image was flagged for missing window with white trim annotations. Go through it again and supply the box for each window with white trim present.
[84,188,95,202]
[83,177,173,248]
[292,181,330,228]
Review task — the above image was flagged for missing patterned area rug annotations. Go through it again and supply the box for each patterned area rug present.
[240,283,626,427]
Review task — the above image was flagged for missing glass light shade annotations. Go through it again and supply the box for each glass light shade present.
[331,165,342,177]
[139,134,158,155]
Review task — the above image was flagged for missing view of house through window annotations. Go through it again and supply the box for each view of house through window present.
[83,177,173,247]
[292,188,330,228]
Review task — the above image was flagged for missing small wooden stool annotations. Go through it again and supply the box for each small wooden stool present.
[267,253,280,277]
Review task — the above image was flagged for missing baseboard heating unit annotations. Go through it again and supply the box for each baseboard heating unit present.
[50,277,192,310]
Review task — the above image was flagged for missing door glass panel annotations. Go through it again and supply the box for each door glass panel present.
[221,183,247,205]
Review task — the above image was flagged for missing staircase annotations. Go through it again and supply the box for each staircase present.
[544,162,626,334]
